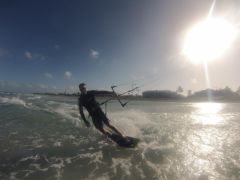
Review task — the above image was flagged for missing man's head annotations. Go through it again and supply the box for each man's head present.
[79,83,87,94]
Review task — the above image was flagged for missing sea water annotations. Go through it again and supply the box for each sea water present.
[0,92,240,180]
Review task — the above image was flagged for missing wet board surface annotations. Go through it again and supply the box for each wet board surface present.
[107,134,140,148]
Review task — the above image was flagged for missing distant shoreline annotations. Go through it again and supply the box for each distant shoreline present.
[34,92,240,103]
[1,89,240,103]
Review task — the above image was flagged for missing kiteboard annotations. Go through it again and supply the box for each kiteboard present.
[107,133,139,148]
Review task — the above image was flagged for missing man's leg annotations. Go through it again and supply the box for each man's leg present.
[92,118,110,136]
[104,119,124,137]
[97,127,110,136]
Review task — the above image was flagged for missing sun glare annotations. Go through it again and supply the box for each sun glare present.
[183,17,237,64]
[192,103,224,125]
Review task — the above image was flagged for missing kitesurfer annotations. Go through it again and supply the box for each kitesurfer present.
[78,83,124,138]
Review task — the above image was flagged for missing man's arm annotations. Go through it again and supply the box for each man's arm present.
[78,99,90,127]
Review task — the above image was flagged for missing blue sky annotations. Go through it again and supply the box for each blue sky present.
[0,0,239,93]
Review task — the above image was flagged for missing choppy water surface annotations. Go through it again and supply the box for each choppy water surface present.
[0,92,240,180]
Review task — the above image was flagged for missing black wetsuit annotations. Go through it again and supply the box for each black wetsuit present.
[78,91,108,129]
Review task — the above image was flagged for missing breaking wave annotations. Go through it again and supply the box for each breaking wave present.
[0,96,27,107]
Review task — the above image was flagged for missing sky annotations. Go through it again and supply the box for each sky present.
[0,0,239,94]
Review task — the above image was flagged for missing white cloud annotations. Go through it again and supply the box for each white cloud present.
[25,51,46,61]
[44,73,53,79]
[64,71,72,79]
[90,49,100,59]
[25,51,32,60]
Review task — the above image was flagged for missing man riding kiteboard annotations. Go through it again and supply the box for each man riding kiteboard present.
[78,83,124,138]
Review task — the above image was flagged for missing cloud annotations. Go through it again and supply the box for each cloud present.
[90,49,100,59]
[25,51,32,60]
[25,51,46,61]
[64,71,72,79]
[44,73,53,79]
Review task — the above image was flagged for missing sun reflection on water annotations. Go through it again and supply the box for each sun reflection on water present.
[192,102,224,125]
[185,102,226,178]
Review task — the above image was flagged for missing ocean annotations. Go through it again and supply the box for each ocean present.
[0,92,240,180]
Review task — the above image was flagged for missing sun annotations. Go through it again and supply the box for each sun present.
[183,17,237,64]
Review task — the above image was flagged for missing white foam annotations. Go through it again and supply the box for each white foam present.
[9,172,18,180]
[0,96,27,106]
[65,158,72,164]
[135,163,146,179]
[107,109,155,137]
[94,174,110,180]
[44,101,83,127]
[53,141,62,147]
[111,158,132,177]
[50,158,65,180]
[54,106,80,122]
[47,100,58,105]
[32,138,44,148]
[30,163,49,172]
[27,95,41,100]
[86,151,105,179]
[62,135,76,140]
[19,155,40,162]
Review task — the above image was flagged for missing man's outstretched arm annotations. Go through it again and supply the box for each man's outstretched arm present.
[78,101,90,127]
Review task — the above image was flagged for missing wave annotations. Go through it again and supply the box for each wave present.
[44,101,82,126]
[27,95,42,100]
[41,100,154,139]
[0,96,27,107]
[108,109,155,137]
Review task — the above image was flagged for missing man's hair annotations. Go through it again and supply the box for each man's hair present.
[79,83,86,89]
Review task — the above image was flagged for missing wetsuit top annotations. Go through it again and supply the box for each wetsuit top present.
[79,91,102,116]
